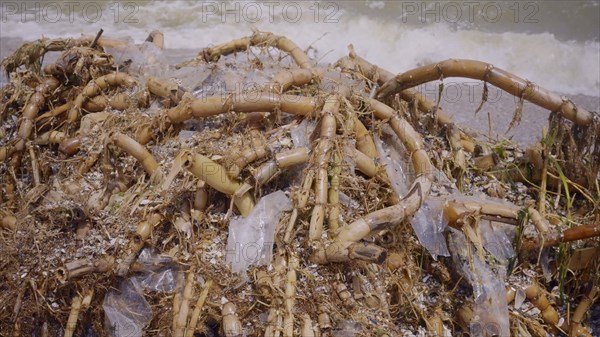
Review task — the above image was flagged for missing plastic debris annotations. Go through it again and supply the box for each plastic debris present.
[131,247,181,293]
[478,219,515,264]
[103,278,152,337]
[332,320,362,337]
[226,190,292,274]
[447,227,510,337]
[376,125,454,259]
[319,70,361,94]
[514,288,526,309]
[103,248,180,336]
[374,125,411,196]
[113,41,167,79]
[243,68,271,87]
[450,194,516,261]
[191,67,231,97]
[410,197,450,259]
[290,118,316,149]
[172,65,212,93]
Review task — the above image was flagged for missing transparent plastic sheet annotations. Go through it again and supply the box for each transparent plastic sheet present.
[478,220,516,264]
[374,125,453,259]
[514,288,526,309]
[243,68,272,88]
[173,66,212,95]
[447,227,510,337]
[137,41,168,76]
[290,118,316,149]
[226,190,292,274]
[103,278,152,337]
[319,70,361,94]
[374,125,411,197]
[192,67,240,98]
[130,247,181,293]
[432,166,458,194]
[112,41,168,79]
[410,197,450,260]
[103,248,181,336]
[186,53,278,98]
[332,320,362,337]
[443,193,517,264]
[375,124,517,264]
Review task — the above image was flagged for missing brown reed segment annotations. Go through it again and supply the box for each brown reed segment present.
[377,59,593,126]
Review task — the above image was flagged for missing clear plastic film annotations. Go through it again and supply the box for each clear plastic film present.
[103,278,152,337]
[103,248,182,336]
[131,247,182,292]
[447,227,510,337]
[410,197,451,259]
[226,190,292,274]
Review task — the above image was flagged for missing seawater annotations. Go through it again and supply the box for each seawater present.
[1,0,598,144]
[1,0,598,95]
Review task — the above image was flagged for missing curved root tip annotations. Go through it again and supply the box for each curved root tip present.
[310,242,387,265]
[348,242,387,264]
[376,79,399,99]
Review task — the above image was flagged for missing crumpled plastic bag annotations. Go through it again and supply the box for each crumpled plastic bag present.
[374,126,411,197]
[130,247,181,293]
[447,227,510,337]
[443,193,517,264]
[478,219,515,264]
[332,320,362,337]
[103,248,182,336]
[410,197,451,259]
[103,278,152,337]
[226,190,292,274]
[376,126,452,259]
[291,118,316,149]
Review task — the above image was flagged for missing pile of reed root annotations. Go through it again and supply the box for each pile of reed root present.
[0,30,599,337]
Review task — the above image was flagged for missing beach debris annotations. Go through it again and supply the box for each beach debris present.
[226,190,292,274]
[103,278,153,337]
[0,30,598,337]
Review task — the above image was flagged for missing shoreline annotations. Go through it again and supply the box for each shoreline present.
[1,38,598,147]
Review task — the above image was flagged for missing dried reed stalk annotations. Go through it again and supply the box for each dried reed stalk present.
[377,59,592,126]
